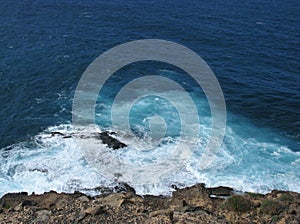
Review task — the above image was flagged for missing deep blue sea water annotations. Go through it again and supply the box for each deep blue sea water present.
[0,0,299,196]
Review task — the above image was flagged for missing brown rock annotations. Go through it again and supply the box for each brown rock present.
[76,212,87,222]
[149,209,170,217]
[95,193,126,208]
[208,186,234,197]
[164,198,186,209]
[35,209,51,222]
[22,200,37,207]
[13,203,23,212]
[77,195,90,203]
[83,205,105,215]
[0,184,299,224]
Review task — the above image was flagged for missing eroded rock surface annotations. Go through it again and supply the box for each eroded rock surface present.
[0,184,299,223]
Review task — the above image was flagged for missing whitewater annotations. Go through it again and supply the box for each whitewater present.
[1,88,299,198]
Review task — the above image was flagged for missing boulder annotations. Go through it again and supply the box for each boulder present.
[83,205,105,215]
[77,196,90,203]
[35,209,51,222]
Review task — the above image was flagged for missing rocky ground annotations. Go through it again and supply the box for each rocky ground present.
[0,184,299,224]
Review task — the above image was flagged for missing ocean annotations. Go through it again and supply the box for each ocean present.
[0,0,299,197]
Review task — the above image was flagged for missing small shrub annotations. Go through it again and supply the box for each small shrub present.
[278,194,293,202]
[261,199,283,215]
[271,215,279,223]
[223,195,252,212]
[248,192,264,199]
[219,203,226,210]
[3,202,11,209]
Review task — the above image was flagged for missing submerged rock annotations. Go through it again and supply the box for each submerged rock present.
[50,130,127,150]
[50,131,65,137]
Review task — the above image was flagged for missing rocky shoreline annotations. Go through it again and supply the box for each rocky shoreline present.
[0,183,299,224]
[1,134,299,223]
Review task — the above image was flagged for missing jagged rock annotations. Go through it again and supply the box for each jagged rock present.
[95,193,125,208]
[77,196,90,203]
[208,186,234,197]
[172,183,214,211]
[14,203,23,211]
[22,200,37,207]
[114,182,136,194]
[164,198,186,209]
[83,205,105,215]
[50,131,127,150]
[98,131,127,150]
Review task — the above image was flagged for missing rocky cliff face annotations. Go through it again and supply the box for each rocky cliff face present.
[0,184,299,223]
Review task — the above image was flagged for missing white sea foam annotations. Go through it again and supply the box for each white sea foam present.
[0,90,299,197]
[0,119,299,197]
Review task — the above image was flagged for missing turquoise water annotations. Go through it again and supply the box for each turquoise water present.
[0,0,299,196]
